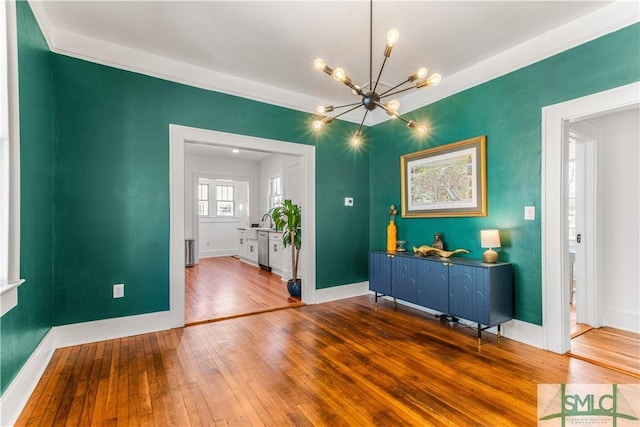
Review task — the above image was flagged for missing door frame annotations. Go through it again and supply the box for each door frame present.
[169,124,317,328]
[541,81,639,353]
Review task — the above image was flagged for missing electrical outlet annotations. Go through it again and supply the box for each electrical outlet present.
[345,197,354,207]
[113,283,124,298]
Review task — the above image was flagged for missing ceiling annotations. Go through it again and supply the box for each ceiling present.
[185,142,273,161]
[29,1,637,158]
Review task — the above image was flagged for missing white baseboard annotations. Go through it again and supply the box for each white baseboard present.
[199,249,237,258]
[314,281,369,304]
[0,329,56,427]
[602,307,640,334]
[1,311,172,425]
[501,319,544,349]
[54,311,172,348]
[373,292,545,349]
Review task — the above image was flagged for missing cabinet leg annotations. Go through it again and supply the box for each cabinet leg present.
[393,298,397,310]
[497,324,502,338]
[477,323,482,345]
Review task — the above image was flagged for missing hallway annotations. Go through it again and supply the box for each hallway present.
[185,257,303,325]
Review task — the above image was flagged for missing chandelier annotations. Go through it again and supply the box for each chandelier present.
[311,0,441,145]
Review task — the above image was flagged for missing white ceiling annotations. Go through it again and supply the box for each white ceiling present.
[185,141,273,161]
[33,1,639,124]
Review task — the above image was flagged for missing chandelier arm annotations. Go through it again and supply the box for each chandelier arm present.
[333,101,364,110]
[329,104,364,121]
[379,85,417,99]
[379,78,412,97]
[393,114,412,125]
[372,56,388,93]
[357,110,369,134]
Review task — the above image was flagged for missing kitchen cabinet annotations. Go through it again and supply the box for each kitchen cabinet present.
[269,232,284,273]
[238,229,247,259]
[238,228,258,264]
[246,238,258,263]
[369,251,513,341]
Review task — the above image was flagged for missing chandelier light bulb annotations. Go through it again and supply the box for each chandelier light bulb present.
[386,29,400,47]
[387,99,400,113]
[312,120,324,132]
[316,105,334,114]
[313,58,326,70]
[416,125,428,135]
[332,67,346,82]
[427,73,442,86]
[417,68,428,79]
[351,131,361,146]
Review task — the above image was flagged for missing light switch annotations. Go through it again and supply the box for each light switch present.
[524,206,535,220]
[345,197,354,207]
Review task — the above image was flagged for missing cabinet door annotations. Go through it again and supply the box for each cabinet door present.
[392,256,423,304]
[369,252,392,295]
[417,260,449,313]
[238,232,247,259]
[247,239,259,263]
[449,264,489,324]
[269,234,283,271]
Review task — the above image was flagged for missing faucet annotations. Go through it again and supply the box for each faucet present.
[261,212,272,228]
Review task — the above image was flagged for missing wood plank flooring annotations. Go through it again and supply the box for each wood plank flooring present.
[185,256,302,325]
[17,295,639,426]
[570,327,640,379]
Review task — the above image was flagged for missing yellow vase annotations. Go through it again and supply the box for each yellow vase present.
[387,219,397,252]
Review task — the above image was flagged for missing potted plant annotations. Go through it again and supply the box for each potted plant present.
[270,199,302,297]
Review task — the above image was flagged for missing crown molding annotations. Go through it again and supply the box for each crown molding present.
[27,1,639,128]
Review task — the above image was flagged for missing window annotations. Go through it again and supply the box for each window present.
[216,185,234,217]
[198,184,209,216]
[269,176,282,210]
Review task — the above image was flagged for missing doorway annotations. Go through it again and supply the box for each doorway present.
[169,124,317,328]
[542,81,640,354]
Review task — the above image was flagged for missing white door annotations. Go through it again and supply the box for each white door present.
[568,123,599,327]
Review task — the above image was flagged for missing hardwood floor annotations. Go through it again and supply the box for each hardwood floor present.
[17,296,639,426]
[569,302,639,378]
[570,327,640,379]
[185,256,302,325]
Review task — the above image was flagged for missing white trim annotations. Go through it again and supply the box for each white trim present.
[170,124,317,328]
[541,82,640,354]
[26,1,639,127]
[53,311,171,349]
[198,250,237,258]
[314,281,369,304]
[0,329,55,427]
[1,0,23,316]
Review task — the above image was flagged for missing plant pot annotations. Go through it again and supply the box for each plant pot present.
[287,279,301,297]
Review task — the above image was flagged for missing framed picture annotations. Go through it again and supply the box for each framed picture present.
[401,135,487,218]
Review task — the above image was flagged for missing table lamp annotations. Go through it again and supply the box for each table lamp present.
[481,229,501,263]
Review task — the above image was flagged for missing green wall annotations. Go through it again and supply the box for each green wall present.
[1,1,54,394]
[52,53,370,324]
[369,23,640,325]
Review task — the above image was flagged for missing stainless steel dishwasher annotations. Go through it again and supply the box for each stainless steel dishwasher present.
[258,231,271,271]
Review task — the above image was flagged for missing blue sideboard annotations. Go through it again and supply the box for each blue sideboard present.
[369,251,513,342]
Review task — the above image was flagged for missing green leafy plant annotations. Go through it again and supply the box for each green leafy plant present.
[270,199,302,282]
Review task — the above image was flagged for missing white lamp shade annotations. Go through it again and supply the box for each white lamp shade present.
[481,229,501,248]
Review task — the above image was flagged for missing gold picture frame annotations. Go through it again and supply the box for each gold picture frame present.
[401,135,487,218]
